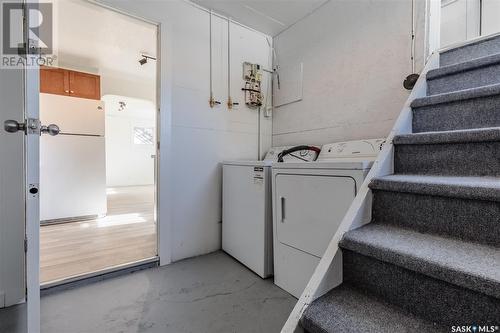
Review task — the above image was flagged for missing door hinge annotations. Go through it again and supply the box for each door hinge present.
[24,237,28,253]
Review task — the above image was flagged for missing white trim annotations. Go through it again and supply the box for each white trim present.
[155,21,163,265]
[24,2,41,331]
[425,0,442,59]
[40,257,158,289]
[25,57,40,333]
[280,52,440,333]
[438,31,500,53]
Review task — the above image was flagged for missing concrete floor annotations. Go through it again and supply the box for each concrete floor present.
[38,251,296,333]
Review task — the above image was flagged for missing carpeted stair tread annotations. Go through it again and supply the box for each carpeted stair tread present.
[300,283,446,333]
[411,83,500,108]
[340,223,500,298]
[426,53,500,95]
[440,34,500,66]
[342,249,500,326]
[370,175,500,246]
[393,127,500,145]
[427,53,500,80]
[370,174,500,201]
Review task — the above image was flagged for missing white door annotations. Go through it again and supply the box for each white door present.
[275,174,356,258]
[0,2,43,331]
[0,45,29,333]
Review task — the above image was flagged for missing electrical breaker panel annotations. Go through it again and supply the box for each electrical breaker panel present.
[242,62,263,108]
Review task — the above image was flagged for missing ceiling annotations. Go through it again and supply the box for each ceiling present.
[55,0,156,78]
[191,0,329,36]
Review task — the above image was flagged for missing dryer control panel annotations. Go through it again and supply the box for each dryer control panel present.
[318,138,385,161]
[264,146,319,162]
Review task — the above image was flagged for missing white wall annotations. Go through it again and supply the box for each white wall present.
[99,0,272,263]
[103,95,156,187]
[272,0,427,146]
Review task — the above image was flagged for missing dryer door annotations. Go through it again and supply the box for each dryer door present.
[275,174,356,258]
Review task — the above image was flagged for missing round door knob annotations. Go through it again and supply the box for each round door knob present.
[41,124,60,136]
[4,119,25,133]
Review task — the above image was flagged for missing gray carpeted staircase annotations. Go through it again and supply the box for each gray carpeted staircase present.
[301,35,500,332]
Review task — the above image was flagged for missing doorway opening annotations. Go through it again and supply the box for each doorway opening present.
[38,0,159,286]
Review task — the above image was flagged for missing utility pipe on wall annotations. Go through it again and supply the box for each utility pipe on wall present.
[404,0,420,90]
[208,10,220,108]
[227,19,234,110]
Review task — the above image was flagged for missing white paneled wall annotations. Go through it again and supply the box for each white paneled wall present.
[170,6,272,260]
[440,0,500,48]
[272,0,427,147]
[100,0,272,263]
[230,23,273,159]
[441,0,481,48]
[481,0,500,36]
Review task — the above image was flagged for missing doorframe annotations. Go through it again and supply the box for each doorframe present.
[91,0,174,267]
[83,0,163,265]
[24,1,41,330]
[425,0,441,58]
[39,1,163,286]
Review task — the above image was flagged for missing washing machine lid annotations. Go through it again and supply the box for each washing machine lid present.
[272,159,375,170]
[222,160,273,167]
[223,145,319,166]
[264,145,320,162]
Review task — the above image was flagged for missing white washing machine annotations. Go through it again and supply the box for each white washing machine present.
[222,146,320,278]
[271,138,385,297]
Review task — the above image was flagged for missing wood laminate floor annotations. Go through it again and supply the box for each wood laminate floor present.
[40,185,157,284]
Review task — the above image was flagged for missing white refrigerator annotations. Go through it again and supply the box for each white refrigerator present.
[40,93,107,222]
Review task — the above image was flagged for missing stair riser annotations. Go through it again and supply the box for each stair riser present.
[427,63,500,95]
[342,250,500,326]
[372,190,499,247]
[394,141,500,177]
[412,94,500,133]
[440,36,500,66]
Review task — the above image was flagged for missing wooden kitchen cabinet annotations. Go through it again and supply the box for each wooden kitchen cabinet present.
[69,71,101,100]
[40,66,101,100]
[40,66,70,96]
